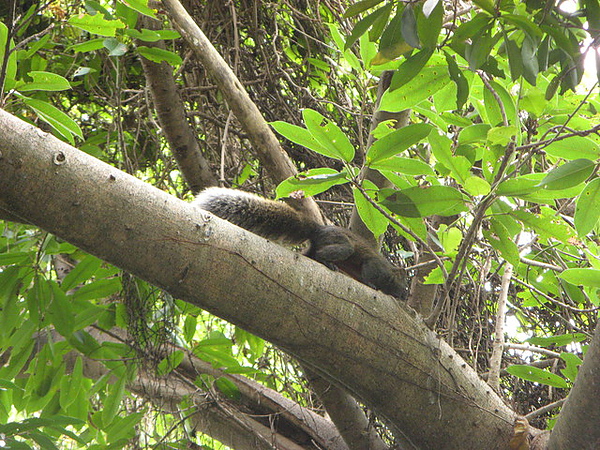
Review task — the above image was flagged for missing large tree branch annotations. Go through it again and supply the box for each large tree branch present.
[0,109,516,449]
[547,320,600,449]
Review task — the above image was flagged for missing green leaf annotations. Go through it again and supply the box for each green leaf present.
[302,109,355,162]
[487,126,517,146]
[418,0,443,48]
[390,48,433,90]
[60,357,82,409]
[271,121,329,155]
[465,29,494,70]
[380,66,452,111]
[380,186,467,217]
[353,183,388,238]
[452,13,492,42]
[521,36,539,85]
[102,376,126,426]
[375,7,413,63]
[510,210,574,244]
[157,350,184,376]
[68,38,105,53]
[18,71,71,92]
[70,278,122,301]
[429,132,470,183]
[505,365,568,388]
[537,159,594,190]
[276,168,349,198]
[502,14,542,42]
[214,377,241,400]
[472,0,496,15]
[484,218,519,266]
[103,37,128,56]
[345,5,390,50]
[505,39,523,80]
[458,124,491,145]
[370,156,435,175]
[0,23,17,91]
[21,96,84,142]
[445,52,468,109]
[104,412,143,443]
[400,5,420,49]
[0,251,31,265]
[68,13,125,37]
[497,175,541,196]
[464,176,491,196]
[559,268,600,288]
[117,0,156,18]
[137,46,182,65]
[575,178,600,236]
[61,255,103,292]
[526,333,587,347]
[183,315,197,343]
[560,352,582,383]
[48,283,74,337]
[545,136,600,160]
[343,0,385,17]
[367,123,432,164]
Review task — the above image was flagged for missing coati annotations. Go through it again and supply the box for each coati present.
[194,187,406,298]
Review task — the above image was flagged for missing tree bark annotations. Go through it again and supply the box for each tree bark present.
[137,16,218,193]
[547,320,600,450]
[0,108,517,449]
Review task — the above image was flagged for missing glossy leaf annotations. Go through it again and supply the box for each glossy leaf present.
[302,109,355,162]
[343,0,385,17]
[537,159,594,190]
[61,255,103,292]
[374,7,413,63]
[401,5,420,49]
[21,96,83,143]
[367,123,432,164]
[276,168,349,198]
[137,46,182,65]
[380,66,451,111]
[345,4,391,50]
[353,182,388,238]
[505,365,568,389]
[18,71,71,92]
[511,210,574,244]
[390,48,433,90]
[559,268,600,288]
[271,121,329,155]
[574,178,600,235]
[484,218,519,266]
[370,156,435,175]
[380,186,467,217]
[68,13,125,37]
[543,136,600,160]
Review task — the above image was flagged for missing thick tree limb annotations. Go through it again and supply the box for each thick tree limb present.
[548,320,600,449]
[0,109,516,449]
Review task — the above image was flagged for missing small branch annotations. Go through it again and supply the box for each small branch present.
[504,344,561,359]
[519,256,562,272]
[511,276,599,313]
[525,399,565,420]
[488,264,513,392]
